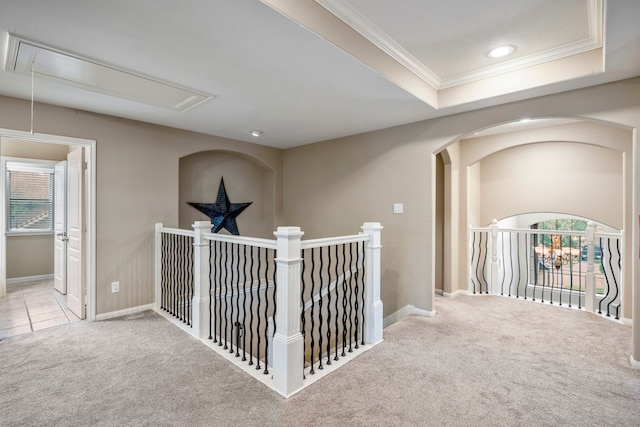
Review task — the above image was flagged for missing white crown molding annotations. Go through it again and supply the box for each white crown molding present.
[315,0,442,88]
[316,0,603,90]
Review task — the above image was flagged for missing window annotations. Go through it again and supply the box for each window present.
[6,161,55,233]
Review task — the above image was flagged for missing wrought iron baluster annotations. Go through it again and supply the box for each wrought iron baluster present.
[255,246,262,371]
[263,247,271,375]
[223,241,229,349]
[272,250,277,343]
[470,231,478,294]
[208,240,213,340]
[578,235,583,309]
[183,235,187,320]
[354,241,361,349]
[479,232,488,294]
[614,238,621,319]
[515,233,521,299]
[540,235,552,304]
[241,244,248,361]
[606,238,617,317]
[216,240,223,344]
[188,235,194,326]
[348,242,354,353]
[300,250,307,377]
[232,243,239,355]
[325,245,333,366]
[342,243,349,357]
[161,233,167,311]
[248,246,255,366]
[309,247,316,374]
[558,236,564,307]
[334,244,342,362]
[317,246,324,370]
[360,240,366,346]
[501,232,507,296]
[172,234,178,317]
[568,235,574,308]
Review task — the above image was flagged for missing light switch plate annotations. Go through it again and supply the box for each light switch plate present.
[393,203,404,214]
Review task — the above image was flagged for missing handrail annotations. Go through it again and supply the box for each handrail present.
[203,232,277,249]
[301,233,368,250]
[470,226,621,238]
[158,226,195,237]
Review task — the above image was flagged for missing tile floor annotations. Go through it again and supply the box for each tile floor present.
[0,278,81,340]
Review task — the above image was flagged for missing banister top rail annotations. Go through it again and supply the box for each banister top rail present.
[203,232,277,249]
[301,234,368,250]
[470,226,621,238]
[158,226,195,238]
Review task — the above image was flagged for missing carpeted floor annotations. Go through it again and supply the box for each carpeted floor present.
[1,295,638,426]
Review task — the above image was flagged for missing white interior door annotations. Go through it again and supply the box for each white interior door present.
[53,160,67,294]
[66,148,85,319]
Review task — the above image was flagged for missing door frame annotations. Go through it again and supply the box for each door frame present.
[0,128,96,321]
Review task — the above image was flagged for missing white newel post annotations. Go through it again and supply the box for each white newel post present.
[362,222,383,345]
[154,223,163,310]
[490,219,499,295]
[585,221,596,312]
[192,221,211,340]
[273,226,305,397]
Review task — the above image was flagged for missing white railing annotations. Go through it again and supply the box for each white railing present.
[154,221,383,397]
[469,220,622,318]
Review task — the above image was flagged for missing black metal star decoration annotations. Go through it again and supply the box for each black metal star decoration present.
[188,177,252,235]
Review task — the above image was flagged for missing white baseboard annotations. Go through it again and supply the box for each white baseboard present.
[442,289,469,298]
[620,317,632,326]
[383,305,436,328]
[630,355,640,370]
[95,303,155,321]
[6,274,54,284]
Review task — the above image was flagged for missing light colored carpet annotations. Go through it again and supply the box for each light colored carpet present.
[1,295,638,426]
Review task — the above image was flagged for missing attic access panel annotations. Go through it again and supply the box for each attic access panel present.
[3,35,214,112]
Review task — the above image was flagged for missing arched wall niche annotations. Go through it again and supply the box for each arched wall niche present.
[179,150,276,238]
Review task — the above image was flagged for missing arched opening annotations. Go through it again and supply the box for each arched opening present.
[438,118,633,319]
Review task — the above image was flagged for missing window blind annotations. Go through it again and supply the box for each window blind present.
[6,162,55,232]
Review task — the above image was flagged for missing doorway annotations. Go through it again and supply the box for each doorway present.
[0,129,96,334]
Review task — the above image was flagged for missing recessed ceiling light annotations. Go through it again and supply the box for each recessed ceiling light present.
[487,45,515,59]
[520,118,532,123]
[250,130,263,137]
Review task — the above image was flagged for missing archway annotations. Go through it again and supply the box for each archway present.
[437,118,633,319]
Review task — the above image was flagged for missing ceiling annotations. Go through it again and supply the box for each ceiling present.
[0,0,639,149]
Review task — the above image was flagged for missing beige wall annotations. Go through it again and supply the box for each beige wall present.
[179,151,276,238]
[477,142,623,227]
[2,138,70,279]
[0,95,283,315]
[6,234,53,278]
[283,128,434,317]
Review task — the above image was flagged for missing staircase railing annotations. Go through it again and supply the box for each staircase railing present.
[156,227,194,325]
[469,220,622,318]
[154,221,383,397]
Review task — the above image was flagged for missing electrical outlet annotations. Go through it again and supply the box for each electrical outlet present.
[111,281,120,293]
